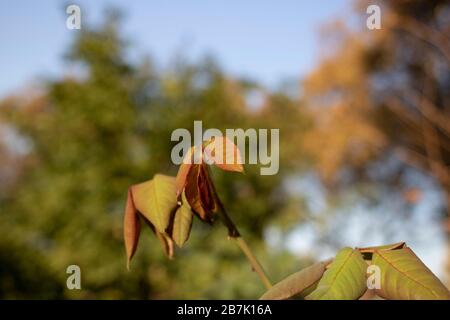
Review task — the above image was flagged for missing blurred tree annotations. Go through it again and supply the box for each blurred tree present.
[302,0,450,283]
[0,11,308,298]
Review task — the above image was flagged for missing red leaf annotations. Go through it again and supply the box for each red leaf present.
[185,164,214,223]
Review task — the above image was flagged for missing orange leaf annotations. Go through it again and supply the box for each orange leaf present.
[204,136,244,173]
[175,146,198,198]
[175,163,192,198]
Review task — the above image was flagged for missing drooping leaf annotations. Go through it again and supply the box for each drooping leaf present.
[142,214,174,259]
[185,164,214,223]
[259,260,329,300]
[175,146,197,198]
[306,247,367,300]
[176,163,192,199]
[372,247,450,300]
[123,188,141,270]
[198,165,216,213]
[171,193,194,248]
[132,174,177,234]
[155,230,175,259]
[204,136,244,173]
[184,165,205,216]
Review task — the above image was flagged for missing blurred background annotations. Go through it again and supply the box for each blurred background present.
[0,0,449,299]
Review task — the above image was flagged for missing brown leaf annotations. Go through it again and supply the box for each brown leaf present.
[260,260,329,300]
[185,164,212,222]
[124,188,141,270]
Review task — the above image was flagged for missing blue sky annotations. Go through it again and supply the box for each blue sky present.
[0,0,350,98]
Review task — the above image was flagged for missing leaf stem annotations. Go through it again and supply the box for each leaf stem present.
[217,199,272,289]
[233,236,273,290]
[206,170,272,289]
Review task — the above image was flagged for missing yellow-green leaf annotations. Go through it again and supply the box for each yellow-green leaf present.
[171,194,193,247]
[154,227,174,259]
[372,247,450,300]
[132,174,177,234]
[260,261,329,300]
[306,247,367,300]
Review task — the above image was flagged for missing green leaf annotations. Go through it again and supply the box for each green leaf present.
[132,174,177,234]
[259,260,329,300]
[171,193,193,248]
[306,247,367,300]
[372,247,450,300]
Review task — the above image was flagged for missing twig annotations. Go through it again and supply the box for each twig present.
[206,167,272,290]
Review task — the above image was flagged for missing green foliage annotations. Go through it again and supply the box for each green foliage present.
[260,243,450,300]
[3,2,447,300]
[0,13,304,299]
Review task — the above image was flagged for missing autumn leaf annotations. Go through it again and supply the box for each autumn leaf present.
[174,136,244,225]
[198,165,216,212]
[204,136,244,173]
[184,164,215,222]
[175,146,197,198]
[124,188,141,270]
